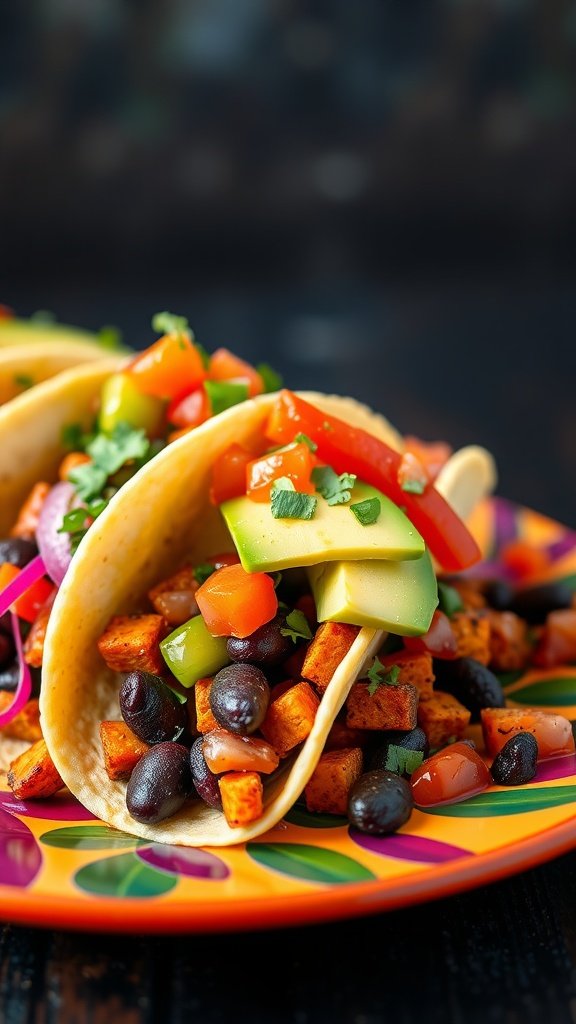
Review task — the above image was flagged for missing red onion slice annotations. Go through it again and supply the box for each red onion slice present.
[36,481,77,586]
[0,612,32,727]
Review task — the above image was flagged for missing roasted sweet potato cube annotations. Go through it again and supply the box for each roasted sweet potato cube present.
[23,590,57,668]
[302,622,360,693]
[451,611,491,665]
[0,695,42,743]
[7,739,63,799]
[148,566,199,626]
[324,718,370,752]
[10,482,51,540]
[486,610,532,672]
[100,721,150,781]
[195,677,219,734]
[382,650,435,701]
[346,682,418,731]
[417,690,471,750]
[97,615,167,674]
[305,747,363,815]
[219,771,263,827]
[260,681,320,757]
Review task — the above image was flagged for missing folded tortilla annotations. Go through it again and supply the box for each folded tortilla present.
[40,392,407,846]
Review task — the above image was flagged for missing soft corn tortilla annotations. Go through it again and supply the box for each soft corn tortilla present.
[0,340,111,408]
[41,392,405,846]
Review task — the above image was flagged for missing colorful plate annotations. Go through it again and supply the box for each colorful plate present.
[1,498,575,934]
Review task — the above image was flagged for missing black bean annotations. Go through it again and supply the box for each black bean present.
[433,657,505,721]
[190,736,222,810]
[0,632,15,671]
[509,582,574,624]
[490,733,538,786]
[209,663,269,735]
[119,671,188,744]
[0,538,38,569]
[348,770,413,835]
[482,579,516,611]
[126,742,192,824]
[0,662,19,692]
[369,728,429,773]
[226,613,293,668]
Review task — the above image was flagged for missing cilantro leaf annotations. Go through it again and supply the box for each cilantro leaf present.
[204,379,249,416]
[385,745,424,777]
[280,609,313,644]
[401,478,426,495]
[365,659,401,696]
[257,363,283,393]
[294,432,317,452]
[68,424,155,502]
[312,466,357,506]
[194,563,217,585]
[271,490,317,520]
[350,497,381,526]
[271,476,295,492]
[152,311,191,338]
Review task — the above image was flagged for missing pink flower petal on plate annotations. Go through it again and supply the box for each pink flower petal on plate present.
[0,790,96,821]
[533,754,576,784]
[137,844,230,880]
[350,829,471,863]
[0,808,42,887]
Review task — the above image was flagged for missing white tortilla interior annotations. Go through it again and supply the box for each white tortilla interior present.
[41,392,402,845]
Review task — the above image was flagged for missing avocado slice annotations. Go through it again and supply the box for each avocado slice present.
[220,482,424,573]
[307,550,438,636]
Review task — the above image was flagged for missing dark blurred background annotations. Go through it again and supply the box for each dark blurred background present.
[1,1,575,525]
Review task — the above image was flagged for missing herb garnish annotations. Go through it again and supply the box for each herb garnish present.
[365,658,401,696]
[151,311,191,339]
[194,563,217,585]
[280,609,313,643]
[271,477,295,492]
[257,363,283,393]
[312,466,356,506]
[400,478,426,495]
[350,497,381,526]
[13,373,34,390]
[204,379,250,416]
[437,580,464,618]
[69,424,153,502]
[385,745,424,776]
[294,433,317,452]
[271,489,317,520]
[58,499,108,553]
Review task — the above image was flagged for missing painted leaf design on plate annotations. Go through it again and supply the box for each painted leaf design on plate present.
[533,754,576,784]
[506,676,576,708]
[40,825,145,850]
[0,790,95,821]
[74,852,177,898]
[137,844,230,880]
[350,830,471,863]
[247,842,376,884]
[284,805,348,829]
[0,808,42,888]
[420,785,576,817]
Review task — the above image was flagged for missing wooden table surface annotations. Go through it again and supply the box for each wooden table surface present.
[2,849,576,1023]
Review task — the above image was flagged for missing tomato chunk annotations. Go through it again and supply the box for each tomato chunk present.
[210,444,254,504]
[127,333,205,401]
[0,564,55,624]
[246,442,316,502]
[403,436,452,482]
[202,729,279,774]
[532,609,576,668]
[208,348,263,398]
[403,610,458,659]
[411,742,491,807]
[167,386,211,429]
[265,391,481,572]
[196,563,277,638]
[481,707,575,760]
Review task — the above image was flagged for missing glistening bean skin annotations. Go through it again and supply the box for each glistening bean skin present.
[348,770,414,835]
[0,538,38,568]
[190,736,222,810]
[119,670,188,744]
[126,742,192,824]
[490,733,538,786]
[209,663,270,735]
[226,613,293,667]
[433,657,505,721]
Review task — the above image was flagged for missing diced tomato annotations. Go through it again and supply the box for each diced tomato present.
[500,540,551,582]
[208,348,264,398]
[265,391,481,572]
[403,436,452,482]
[481,707,575,760]
[127,333,206,401]
[0,305,14,321]
[167,386,211,429]
[411,742,491,807]
[196,563,277,639]
[403,609,458,659]
[202,729,279,774]
[532,609,576,668]
[0,564,56,624]
[210,444,254,505]
[246,442,316,502]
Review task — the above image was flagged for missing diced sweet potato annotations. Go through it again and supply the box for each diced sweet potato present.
[219,771,263,827]
[10,482,51,539]
[301,622,360,693]
[7,739,63,799]
[260,681,320,757]
[304,747,363,815]
[97,614,167,674]
[417,690,471,750]
[23,590,57,668]
[148,566,199,626]
[100,721,150,781]
[450,611,491,665]
[195,677,219,733]
[59,451,91,481]
[481,707,575,760]
[0,694,42,743]
[486,609,532,671]
[449,579,487,611]
[346,682,418,731]
[382,650,435,701]
[324,718,370,752]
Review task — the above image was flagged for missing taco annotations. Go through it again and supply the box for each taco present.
[38,388,496,846]
[0,314,290,779]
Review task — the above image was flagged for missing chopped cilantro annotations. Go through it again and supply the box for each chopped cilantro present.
[97,325,123,350]
[194,563,217,585]
[401,478,426,495]
[68,423,153,502]
[437,580,464,618]
[204,379,249,416]
[312,466,356,506]
[57,498,108,553]
[61,422,93,451]
[271,476,295,492]
[294,432,317,452]
[30,309,55,324]
[257,363,283,393]
[385,745,424,776]
[151,311,191,339]
[280,609,313,644]
[271,489,317,520]
[365,658,401,696]
[13,373,34,390]
[350,497,381,526]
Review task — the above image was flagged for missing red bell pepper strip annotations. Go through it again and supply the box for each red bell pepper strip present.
[265,390,481,572]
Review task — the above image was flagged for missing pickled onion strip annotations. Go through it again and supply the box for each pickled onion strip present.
[0,611,32,727]
[0,555,47,618]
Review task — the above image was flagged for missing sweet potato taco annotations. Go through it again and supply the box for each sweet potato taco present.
[38,388,497,846]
